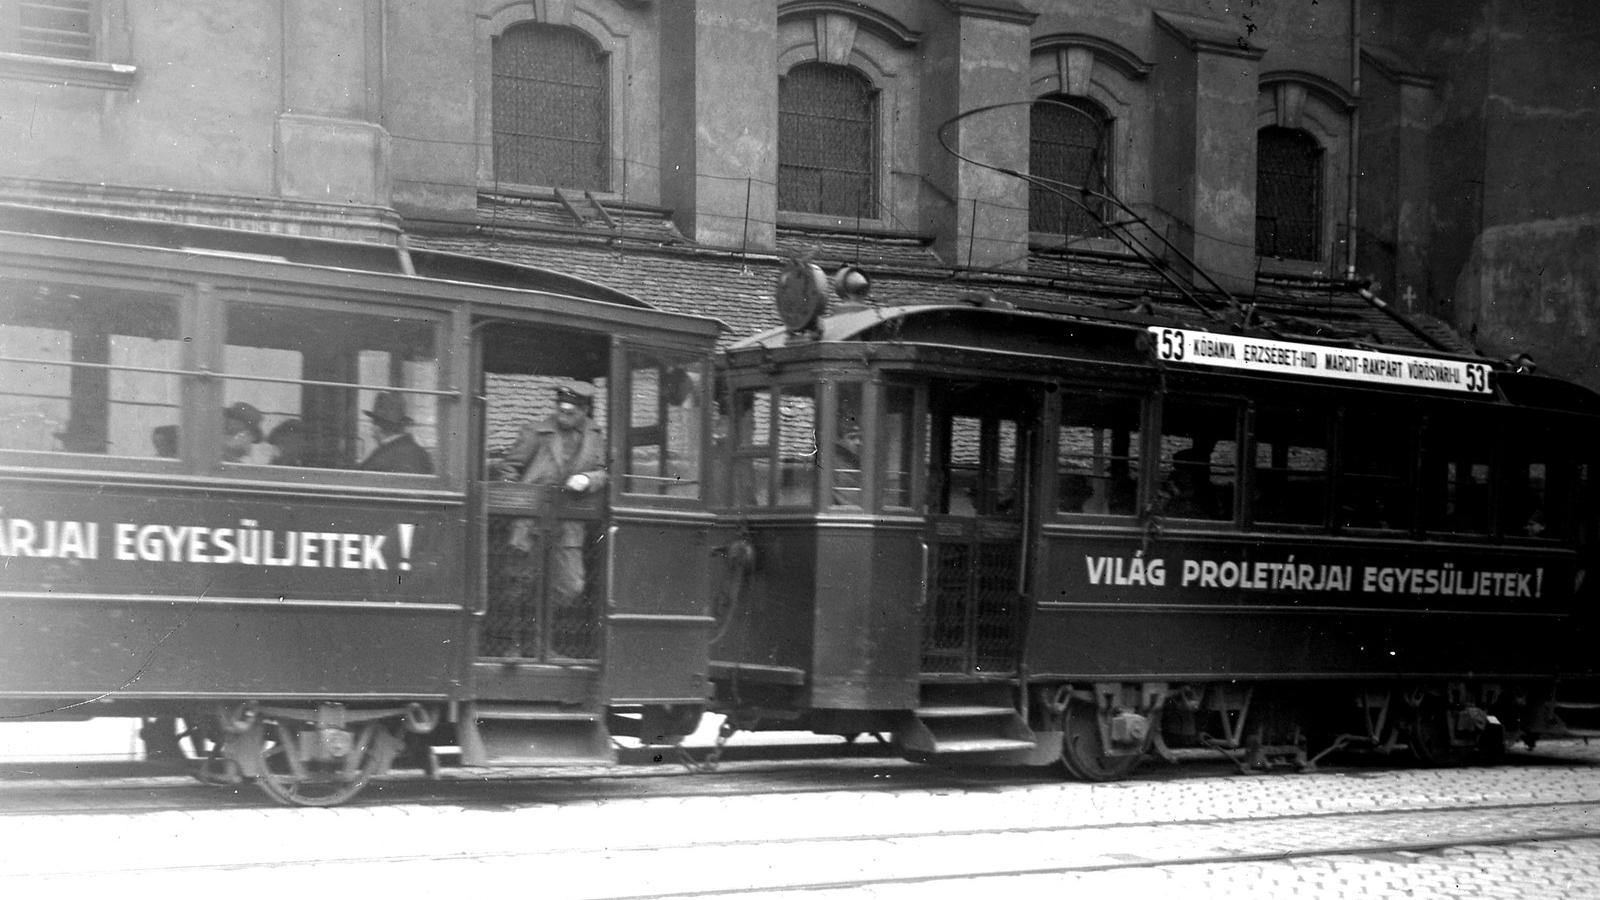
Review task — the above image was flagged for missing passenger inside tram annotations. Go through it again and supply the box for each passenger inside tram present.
[1060,472,1095,513]
[357,392,434,474]
[222,402,267,463]
[267,418,309,466]
[150,424,178,458]
[1158,443,1224,519]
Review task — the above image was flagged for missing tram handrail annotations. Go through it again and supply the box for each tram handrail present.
[0,353,460,397]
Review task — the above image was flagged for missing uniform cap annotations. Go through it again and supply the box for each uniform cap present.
[555,384,595,410]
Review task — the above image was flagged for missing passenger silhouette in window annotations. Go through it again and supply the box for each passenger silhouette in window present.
[1162,444,1218,519]
[358,392,433,474]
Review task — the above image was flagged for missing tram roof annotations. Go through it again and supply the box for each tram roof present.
[727,301,1600,415]
[1,204,662,310]
[0,210,724,342]
[727,299,1481,362]
[727,300,1138,350]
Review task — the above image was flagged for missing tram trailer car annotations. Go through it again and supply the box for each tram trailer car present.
[706,293,1600,779]
[0,229,722,805]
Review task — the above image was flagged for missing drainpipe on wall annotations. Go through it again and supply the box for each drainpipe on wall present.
[1346,0,1361,281]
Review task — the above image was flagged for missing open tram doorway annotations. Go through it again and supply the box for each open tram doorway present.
[922,380,1039,678]
[473,320,613,666]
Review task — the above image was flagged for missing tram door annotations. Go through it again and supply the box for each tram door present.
[922,381,1037,676]
[472,322,614,666]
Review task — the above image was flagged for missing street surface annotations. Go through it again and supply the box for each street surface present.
[1,735,1597,897]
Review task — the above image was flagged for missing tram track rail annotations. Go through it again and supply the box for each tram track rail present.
[2,743,1596,816]
[588,831,1600,900]
[4,772,1599,891]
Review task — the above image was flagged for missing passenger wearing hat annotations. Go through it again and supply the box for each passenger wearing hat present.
[222,402,267,463]
[495,382,608,613]
[358,391,433,474]
[267,418,309,466]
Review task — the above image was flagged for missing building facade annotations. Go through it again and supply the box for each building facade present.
[3,0,1599,382]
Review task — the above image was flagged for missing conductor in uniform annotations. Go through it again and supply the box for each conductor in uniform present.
[495,383,608,608]
[359,391,433,474]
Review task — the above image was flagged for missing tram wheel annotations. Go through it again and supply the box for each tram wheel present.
[1407,700,1470,767]
[1059,700,1142,782]
[253,719,383,807]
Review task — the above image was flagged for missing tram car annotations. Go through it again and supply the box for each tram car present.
[0,225,721,805]
[704,264,1600,780]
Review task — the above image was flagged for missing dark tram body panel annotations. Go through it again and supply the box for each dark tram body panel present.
[712,518,923,714]
[604,506,717,706]
[1,463,469,708]
[1031,531,1575,681]
[808,522,924,709]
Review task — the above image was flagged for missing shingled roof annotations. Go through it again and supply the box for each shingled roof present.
[405,192,1474,357]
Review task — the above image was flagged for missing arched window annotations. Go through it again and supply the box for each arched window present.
[778,62,878,218]
[1256,127,1323,261]
[492,23,609,191]
[1030,95,1111,237]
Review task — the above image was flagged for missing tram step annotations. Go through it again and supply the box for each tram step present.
[918,737,1039,754]
[457,702,616,767]
[1548,702,1600,733]
[471,704,603,722]
[900,704,1039,761]
[915,705,1022,719]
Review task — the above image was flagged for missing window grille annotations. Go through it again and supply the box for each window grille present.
[778,62,878,219]
[1256,127,1323,261]
[1030,95,1110,238]
[2,1,93,59]
[492,23,609,191]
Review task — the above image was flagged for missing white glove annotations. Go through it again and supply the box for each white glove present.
[564,473,591,492]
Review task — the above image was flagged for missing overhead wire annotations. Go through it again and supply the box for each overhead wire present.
[934,98,1285,332]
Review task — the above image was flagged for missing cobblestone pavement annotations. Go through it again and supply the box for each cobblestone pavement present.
[1,742,1597,896]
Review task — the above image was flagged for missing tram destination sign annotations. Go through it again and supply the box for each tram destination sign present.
[1148,327,1492,394]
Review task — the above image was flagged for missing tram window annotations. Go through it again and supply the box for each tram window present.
[1058,393,1142,516]
[830,382,864,507]
[224,303,439,473]
[0,279,181,459]
[944,416,983,516]
[1336,408,1414,531]
[623,350,704,498]
[775,385,817,506]
[730,387,772,506]
[932,413,1022,517]
[1252,407,1330,527]
[1419,414,1491,535]
[881,385,916,509]
[1157,401,1238,521]
[1500,453,1562,540]
[993,420,1023,514]
[1577,462,1598,547]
